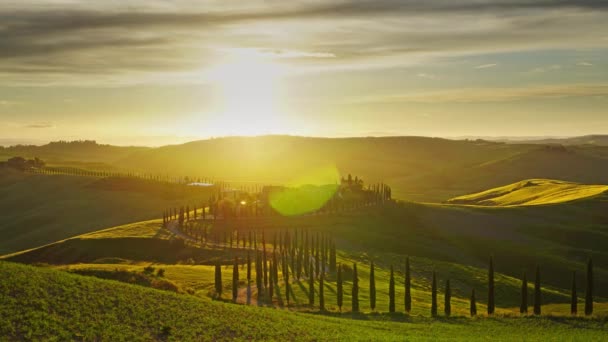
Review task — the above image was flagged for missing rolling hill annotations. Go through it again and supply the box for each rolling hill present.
[0,140,146,164]
[6,191,608,301]
[447,179,608,206]
[3,261,606,341]
[112,136,608,202]
[0,169,212,255]
[4,136,608,202]
[501,135,608,146]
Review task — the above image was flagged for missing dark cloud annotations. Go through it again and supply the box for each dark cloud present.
[24,122,54,128]
[1,1,607,85]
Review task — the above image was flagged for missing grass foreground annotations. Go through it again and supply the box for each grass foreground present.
[1,261,607,341]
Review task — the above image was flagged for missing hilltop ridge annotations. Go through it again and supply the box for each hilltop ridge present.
[447,179,608,206]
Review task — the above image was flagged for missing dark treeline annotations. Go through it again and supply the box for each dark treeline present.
[163,176,393,222]
[28,163,232,189]
[165,206,597,317]
[208,247,596,318]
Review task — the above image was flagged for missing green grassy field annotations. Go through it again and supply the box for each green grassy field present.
[447,179,608,206]
[2,162,608,339]
[2,261,607,341]
[0,169,212,254]
[5,192,606,315]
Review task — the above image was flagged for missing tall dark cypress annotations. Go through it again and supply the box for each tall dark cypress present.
[405,257,411,313]
[315,235,320,279]
[247,252,252,283]
[585,258,593,316]
[285,255,290,305]
[272,251,279,284]
[297,246,303,280]
[431,271,437,317]
[178,207,184,228]
[268,261,274,300]
[389,265,395,313]
[319,272,325,311]
[571,270,577,315]
[304,231,310,277]
[370,261,376,311]
[309,262,315,306]
[329,241,337,273]
[232,257,239,303]
[488,256,495,315]
[534,265,541,315]
[470,288,477,316]
[444,279,451,317]
[520,271,528,315]
[256,252,263,301]
[263,249,268,290]
[352,263,359,312]
[337,264,343,311]
[215,263,222,297]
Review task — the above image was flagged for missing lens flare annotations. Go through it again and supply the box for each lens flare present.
[269,165,340,216]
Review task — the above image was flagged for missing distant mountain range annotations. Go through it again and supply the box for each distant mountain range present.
[471,134,608,146]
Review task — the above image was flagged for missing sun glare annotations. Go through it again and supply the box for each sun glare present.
[206,50,288,136]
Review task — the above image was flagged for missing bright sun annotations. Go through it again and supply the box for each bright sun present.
[206,50,287,136]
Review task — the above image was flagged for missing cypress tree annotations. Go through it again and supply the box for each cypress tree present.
[232,257,239,303]
[319,271,325,311]
[337,264,343,311]
[247,252,252,282]
[256,252,263,301]
[309,263,315,306]
[178,207,184,228]
[215,263,222,297]
[571,270,577,316]
[352,263,359,312]
[263,249,268,290]
[297,246,303,280]
[389,265,395,313]
[304,231,310,276]
[470,288,477,316]
[431,271,437,317]
[315,237,320,279]
[370,261,376,311]
[534,265,541,315]
[285,255,290,305]
[520,271,528,315]
[444,279,451,317]
[329,241,337,273]
[585,258,593,316]
[488,256,495,315]
[272,251,279,283]
[269,261,274,301]
[405,256,411,313]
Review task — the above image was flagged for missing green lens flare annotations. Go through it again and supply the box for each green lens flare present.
[269,165,340,216]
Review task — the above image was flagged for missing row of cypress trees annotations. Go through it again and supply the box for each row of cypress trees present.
[214,255,596,317]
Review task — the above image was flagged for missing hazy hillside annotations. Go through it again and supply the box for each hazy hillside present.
[447,179,608,206]
[4,136,608,202]
[117,136,608,202]
[501,135,608,146]
[0,140,146,165]
[0,170,211,254]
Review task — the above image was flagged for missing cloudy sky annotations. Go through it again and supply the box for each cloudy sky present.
[1,0,607,145]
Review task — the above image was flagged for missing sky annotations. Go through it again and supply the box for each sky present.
[1,0,608,146]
